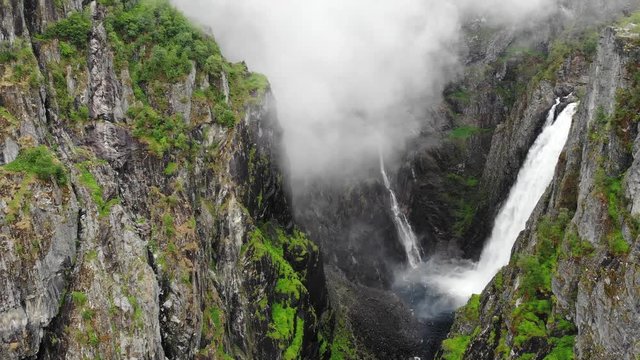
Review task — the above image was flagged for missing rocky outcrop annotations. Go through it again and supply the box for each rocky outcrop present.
[0,1,331,359]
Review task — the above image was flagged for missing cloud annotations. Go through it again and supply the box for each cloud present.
[171,0,556,181]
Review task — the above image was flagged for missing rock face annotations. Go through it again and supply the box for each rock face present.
[439,23,640,360]
[0,1,332,359]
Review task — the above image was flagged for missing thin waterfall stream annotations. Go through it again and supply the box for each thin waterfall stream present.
[380,152,423,268]
[393,100,578,319]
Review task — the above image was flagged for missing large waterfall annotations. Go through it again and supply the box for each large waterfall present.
[395,100,578,317]
[380,153,423,268]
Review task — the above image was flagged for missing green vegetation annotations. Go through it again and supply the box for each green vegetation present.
[564,229,594,259]
[440,335,471,360]
[3,146,67,185]
[42,11,92,48]
[104,0,269,134]
[77,163,119,217]
[0,39,43,88]
[495,28,598,108]
[199,304,234,358]
[284,319,305,360]
[247,226,312,301]
[164,162,178,176]
[128,105,190,156]
[534,30,599,83]
[509,210,576,356]
[244,224,315,357]
[329,319,358,360]
[462,294,481,322]
[449,125,483,140]
[593,168,635,256]
[269,303,296,340]
[611,63,640,150]
[71,291,88,306]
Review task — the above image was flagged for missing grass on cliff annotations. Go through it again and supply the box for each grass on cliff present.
[0,39,42,88]
[510,210,577,356]
[244,224,314,357]
[3,146,67,185]
[77,163,119,217]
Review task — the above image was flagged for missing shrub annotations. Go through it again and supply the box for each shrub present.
[214,103,236,128]
[128,105,190,155]
[43,12,92,48]
[4,146,67,185]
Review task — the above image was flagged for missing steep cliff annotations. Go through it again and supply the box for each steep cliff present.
[0,1,332,359]
[439,15,640,360]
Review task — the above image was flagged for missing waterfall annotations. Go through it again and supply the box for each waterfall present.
[380,152,422,268]
[395,100,578,316]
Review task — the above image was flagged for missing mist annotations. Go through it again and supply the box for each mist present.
[171,0,557,182]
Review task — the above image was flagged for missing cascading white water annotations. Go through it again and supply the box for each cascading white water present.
[380,153,422,268]
[396,101,578,314]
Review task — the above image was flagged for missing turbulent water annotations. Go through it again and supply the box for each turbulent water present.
[380,152,423,268]
[396,100,578,318]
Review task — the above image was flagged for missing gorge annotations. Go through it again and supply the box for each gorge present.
[1,0,640,359]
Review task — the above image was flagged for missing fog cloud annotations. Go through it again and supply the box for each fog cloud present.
[171,0,556,181]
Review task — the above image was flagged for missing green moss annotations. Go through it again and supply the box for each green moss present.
[86,326,100,346]
[5,175,33,223]
[329,319,357,360]
[247,226,310,301]
[496,329,510,359]
[4,146,67,185]
[275,277,304,300]
[244,224,320,357]
[269,303,296,341]
[127,295,144,326]
[441,335,471,360]
[283,318,304,360]
[608,231,630,256]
